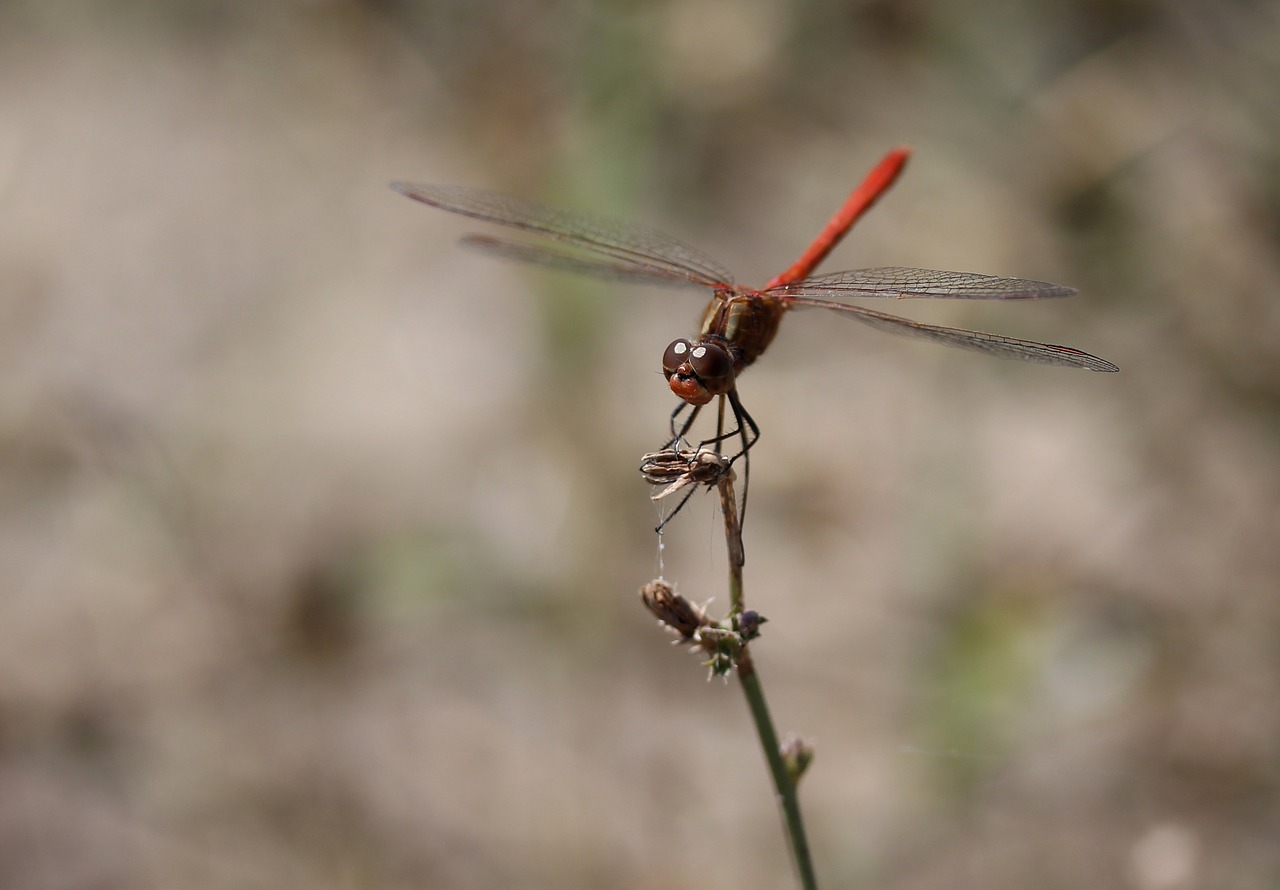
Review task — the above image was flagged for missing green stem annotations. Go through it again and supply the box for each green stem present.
[718,470,817,889]
[737,656,817,890]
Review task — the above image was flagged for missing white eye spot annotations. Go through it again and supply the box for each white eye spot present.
[691,346,706,359]
[672,341,688,355]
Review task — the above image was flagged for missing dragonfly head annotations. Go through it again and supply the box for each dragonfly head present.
[663,339,734,405]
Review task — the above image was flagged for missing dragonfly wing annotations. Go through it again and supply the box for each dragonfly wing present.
[460,235,708,289]
[391,183,733,288]
[788,297,1118,371]
[771,267,1077,300]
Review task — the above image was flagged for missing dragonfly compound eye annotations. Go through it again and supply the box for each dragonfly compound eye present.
[662,339,693,378]
[688,343,734,392]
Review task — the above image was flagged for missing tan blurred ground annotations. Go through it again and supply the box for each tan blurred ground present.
[2,2,1278,888]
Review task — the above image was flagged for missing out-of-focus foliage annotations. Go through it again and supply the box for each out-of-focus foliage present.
[1,1,1277,887]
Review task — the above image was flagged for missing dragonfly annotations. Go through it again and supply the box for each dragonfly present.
[392,147,1117,527]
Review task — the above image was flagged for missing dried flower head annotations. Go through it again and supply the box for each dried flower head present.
[639,447,734,501]
[639,578,711,641]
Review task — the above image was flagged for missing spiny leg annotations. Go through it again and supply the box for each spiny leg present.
[652,397,716,533]
[693,393,748,452]
[652,395,728,534]
[667,401,702,449]
[691,390,759,460]
[651,393,758,534]
[727,388,760,531]
[715,394,726,455]
[726,388,760,461]
[654,480,701,534]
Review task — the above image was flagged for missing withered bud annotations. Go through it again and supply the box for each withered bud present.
[733,610,766,641]
[780,733,815,783]
[639,578,710,641]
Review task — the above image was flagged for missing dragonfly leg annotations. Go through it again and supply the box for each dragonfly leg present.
[694,417,742,451]
[690,392,759,459]
[667,401,702,449]
[651,392,758,534]
[727,388,759,533]
[654,483,701,534]
[726,389,760,461]
[651,401,708,534]
[715,394,727,455]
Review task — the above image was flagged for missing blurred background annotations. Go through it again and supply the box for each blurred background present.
[2,1,1278,887]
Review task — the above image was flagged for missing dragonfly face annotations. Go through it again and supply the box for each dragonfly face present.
[663,338,735,405]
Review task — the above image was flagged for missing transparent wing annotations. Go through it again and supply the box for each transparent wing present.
[788,297,1118,371]
[459,235,709,289]
[391,183,734,289]
[769,267,1076,300]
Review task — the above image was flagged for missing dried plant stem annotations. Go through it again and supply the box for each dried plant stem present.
[717,475,818,890]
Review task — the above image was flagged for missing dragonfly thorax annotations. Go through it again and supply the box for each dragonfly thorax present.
[663,338,735,405]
